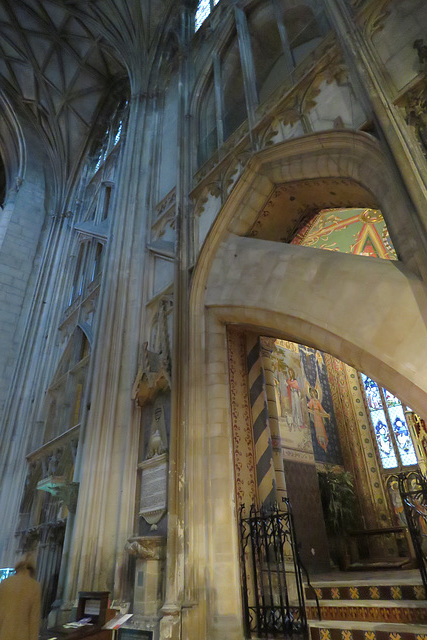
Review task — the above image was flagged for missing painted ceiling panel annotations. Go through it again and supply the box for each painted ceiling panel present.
[291,208,398,260]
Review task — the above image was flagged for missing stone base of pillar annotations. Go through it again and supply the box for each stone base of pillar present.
[125,535,166,619]
[159,605,181,640]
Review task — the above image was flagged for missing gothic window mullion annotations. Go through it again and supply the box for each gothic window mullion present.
[381,387,418,468]
[361,373,399,470]
[378,386,403,470]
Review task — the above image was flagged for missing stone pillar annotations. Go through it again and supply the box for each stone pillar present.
[260,337,287,506]
[126,536,166,626]
[246,334,279,509]
[62,89,151,605]
[160,3,194,639]
[271,0,295,75]
[233,1,259,135]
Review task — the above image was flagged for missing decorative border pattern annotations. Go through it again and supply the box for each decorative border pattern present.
[306,584,426,601]
[310,628,427,640]
[323,354,391,530]
[306,605,427,624]
[227,328,257,511]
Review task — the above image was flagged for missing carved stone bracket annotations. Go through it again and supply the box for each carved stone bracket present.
[132,343,171,406]
[125,535,166,560]
[132,297,172,406]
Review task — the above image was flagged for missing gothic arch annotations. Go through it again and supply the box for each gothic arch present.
[0,92,26,201]
[182,129,427,639]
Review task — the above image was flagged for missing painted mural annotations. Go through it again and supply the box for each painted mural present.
[291,208,398,260]
[298,346,343,465]
[272,341,343,465]
[271,345,312,458]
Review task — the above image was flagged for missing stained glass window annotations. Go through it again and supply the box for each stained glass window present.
[0,568,14,582]
[195,0,211,30]
[361,373,417,469]
[195,0,221,31]
[114,120,123,146]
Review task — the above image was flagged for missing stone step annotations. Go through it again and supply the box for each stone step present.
[305,599,427,625]
[305,580,425,602]
[309,619,427,640]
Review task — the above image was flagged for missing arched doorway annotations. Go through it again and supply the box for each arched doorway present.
[183,131,427,638]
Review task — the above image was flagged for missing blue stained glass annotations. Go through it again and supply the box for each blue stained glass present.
[383,388,401,408]
[361,374,383,410]
[372,411,398,468]
[195,0,210,30]
[0,568,14,583]
[94,152,103,173]
[114,120,123,146]
[388,405,418,466]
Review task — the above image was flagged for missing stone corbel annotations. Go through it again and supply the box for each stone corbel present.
[125,536,166,560]
[132,300,172,406]
[132,352,171,406]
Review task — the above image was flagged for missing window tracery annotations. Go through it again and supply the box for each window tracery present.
[361,373,418,470]
[91,97,129,176]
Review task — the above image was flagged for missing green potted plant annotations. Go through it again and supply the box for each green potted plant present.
[317,467,357,569]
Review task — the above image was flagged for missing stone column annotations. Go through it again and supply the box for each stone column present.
[160,3,194,639]
[246,334,280,509]
[126,536,166,626]
[233,1,259,135]
[260,337,287,507]
[271,0,295,75]
[62,89,151,604]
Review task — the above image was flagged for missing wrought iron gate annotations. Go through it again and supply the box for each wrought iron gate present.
[239,502,310,638]
[397,470,427,591]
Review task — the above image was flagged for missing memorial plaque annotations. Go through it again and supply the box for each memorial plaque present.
[138,453,168,526]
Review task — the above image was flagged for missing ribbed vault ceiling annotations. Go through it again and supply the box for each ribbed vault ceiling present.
[0,0,176,201]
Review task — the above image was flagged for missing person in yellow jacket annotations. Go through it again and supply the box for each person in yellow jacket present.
[0,554,41,640]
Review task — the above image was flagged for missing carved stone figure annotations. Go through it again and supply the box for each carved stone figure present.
[146,403,167,459]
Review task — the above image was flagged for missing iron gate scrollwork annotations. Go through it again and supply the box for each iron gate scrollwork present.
[239,501,310,638]
[397,470,427,591]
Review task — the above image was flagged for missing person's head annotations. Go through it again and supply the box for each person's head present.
[14,553,36,578]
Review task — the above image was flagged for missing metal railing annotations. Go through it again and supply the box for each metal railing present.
[397,470,427,592]
[239,501,317,638]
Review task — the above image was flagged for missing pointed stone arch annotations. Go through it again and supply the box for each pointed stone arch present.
[180,129,427,639]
